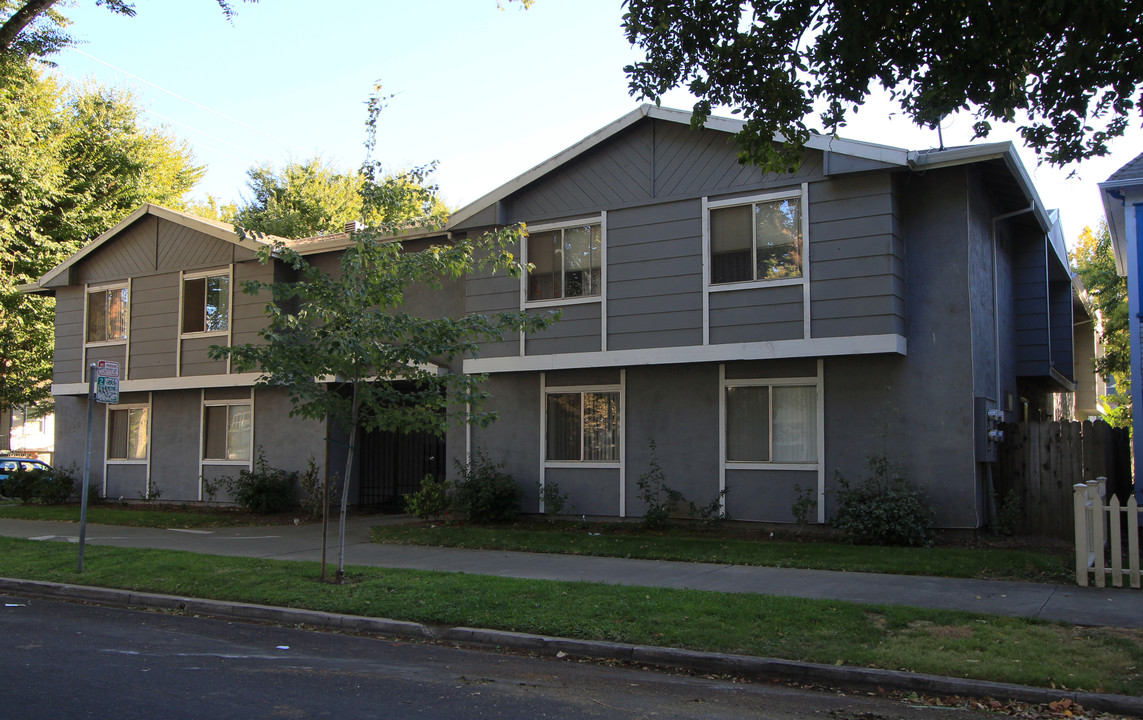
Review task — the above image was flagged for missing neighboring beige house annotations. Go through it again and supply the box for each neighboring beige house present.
[1,404,55,465]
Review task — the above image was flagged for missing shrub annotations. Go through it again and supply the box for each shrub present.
[831,451,933,546]
[452,446,521,523]
[993,489,1023,536]
[791,483,816,528]
[3,465,79,505]
[404,474,451,521]
[537,479,569,518]
[635,436,685,528]
[225,448,297,514]
[299,458,339,518]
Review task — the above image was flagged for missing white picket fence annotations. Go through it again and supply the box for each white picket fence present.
[1073,479,1141,588]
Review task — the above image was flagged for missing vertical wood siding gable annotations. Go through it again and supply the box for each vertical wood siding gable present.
[1013,234,1050,376]
[157,220,252,272]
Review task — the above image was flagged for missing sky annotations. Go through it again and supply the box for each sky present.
[45,0,1143,248]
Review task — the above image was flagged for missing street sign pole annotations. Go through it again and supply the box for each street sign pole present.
[78,363,96,573]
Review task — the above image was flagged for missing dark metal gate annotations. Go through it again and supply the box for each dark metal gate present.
[356,427,445,512]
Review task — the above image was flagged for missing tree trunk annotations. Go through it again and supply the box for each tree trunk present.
[0,0,61,53]
[336,379,360,583]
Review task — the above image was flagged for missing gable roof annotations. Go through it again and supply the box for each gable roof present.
[447,104,1052,236]
[25,204,283,294]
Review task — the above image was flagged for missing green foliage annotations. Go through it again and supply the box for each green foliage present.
[403,474,451,521]
[0,61,201,408]
[223,449,297,515]
[0,1,257,61]
[451,447,521,523]
[992,489,1023,537]
[831,454,934,547]
[538,480,569,517]
[2,463,75,504]
[791,483,816,529]
[137,479,162,503]
[635,437,684,528]
[623,0,1140,169]
[298,458,338,518]
[636,436,726,527]
[1070,222,1130,428]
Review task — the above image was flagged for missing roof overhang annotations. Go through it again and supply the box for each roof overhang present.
[25,204,280,295]
[1097,178,1139,276]
[446,104,911,230]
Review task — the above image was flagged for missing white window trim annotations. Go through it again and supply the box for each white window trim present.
[718,360,825,521]
[198,390,255,478]
[519,213,608,357]
[539,370,626,516]
[102,393,153,500]
[179,267,234,339]
[82,282,130,348]
[702,185,811,345]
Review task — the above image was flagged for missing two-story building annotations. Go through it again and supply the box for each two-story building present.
[27,105,1087,527]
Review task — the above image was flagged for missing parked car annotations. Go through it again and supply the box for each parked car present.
[0,457,52,496]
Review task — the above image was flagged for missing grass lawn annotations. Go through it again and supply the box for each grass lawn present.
[371,521,1074,583]
[0,535,1138,697]
[0,501,299,528]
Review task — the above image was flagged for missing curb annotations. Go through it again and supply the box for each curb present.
[3,577,1141,718]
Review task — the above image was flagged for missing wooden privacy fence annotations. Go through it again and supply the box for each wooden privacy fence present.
[1073,479,1141,588]
[995,420,1131,539]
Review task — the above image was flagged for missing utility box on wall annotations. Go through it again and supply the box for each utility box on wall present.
[975,396,1004,463]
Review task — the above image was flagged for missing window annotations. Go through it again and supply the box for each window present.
[86,286,128,343]
[527,223,601,301]
[710,193,802,284]
[183,272,230,334]
[203,402,251,461]
[546,390,619,462]
[107,406,149,461]
[725,384,816,463]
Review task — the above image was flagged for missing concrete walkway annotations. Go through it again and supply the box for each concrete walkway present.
[0,515,1139,628]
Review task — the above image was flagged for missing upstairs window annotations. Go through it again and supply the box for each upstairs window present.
[182,272,230,334]
[710,193,802,284]
[86,286,128,343]
[527,223,602,302]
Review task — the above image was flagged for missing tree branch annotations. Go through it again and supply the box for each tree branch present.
[0,0,60,53]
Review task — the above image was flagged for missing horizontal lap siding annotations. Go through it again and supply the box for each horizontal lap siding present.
[526,303,601,355]
[232,260,273,348]
[467,242,522,359]
[54,288,84,384]
[128,272,178,379]
[709,285,803,343]
[180,336,226,376]
[808,176,904,338]
[607,200,703,351]
[83,344,125,381]
[1013,236,1049,375]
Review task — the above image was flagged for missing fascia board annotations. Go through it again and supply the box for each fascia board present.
[37,203,277,289]
[911,143,1052,233]
[1099,185,1129,276]
[448,104,909,230]
[447,106,652,229]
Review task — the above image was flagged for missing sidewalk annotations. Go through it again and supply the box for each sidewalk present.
[0,515,1138,628]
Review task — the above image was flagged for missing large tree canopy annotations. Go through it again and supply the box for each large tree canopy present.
[233,157,451,240]
[1071,222,1130,427]
[0,0,257,59]
[624,0,1142,171]
[0,60,202,408]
